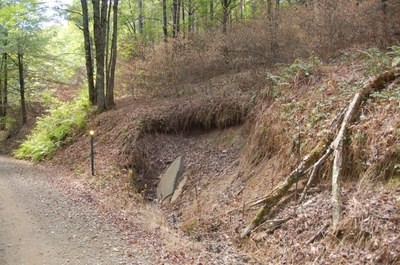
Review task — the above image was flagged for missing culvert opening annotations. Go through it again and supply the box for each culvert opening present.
[121,96,250,200]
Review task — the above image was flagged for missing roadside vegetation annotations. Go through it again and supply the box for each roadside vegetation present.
[14,90,90,161]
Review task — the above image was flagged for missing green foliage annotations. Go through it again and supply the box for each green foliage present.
[14,91,90,161]
[360,46,400,74]
[387,46,400,67]
[266,56,322,98]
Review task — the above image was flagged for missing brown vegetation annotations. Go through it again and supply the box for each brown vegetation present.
[119,0,400,98]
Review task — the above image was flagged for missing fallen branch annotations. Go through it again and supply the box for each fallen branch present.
[299,147,333,203]
[332,67,399,228]
[251,217,292,241]
[240,137,332,238]
[240,68,400,238]
[306,223,330,244]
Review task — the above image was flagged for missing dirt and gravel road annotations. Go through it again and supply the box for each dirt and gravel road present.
[0,156,155,265]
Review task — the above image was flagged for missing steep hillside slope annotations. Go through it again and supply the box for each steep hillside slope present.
[45,49,400,263]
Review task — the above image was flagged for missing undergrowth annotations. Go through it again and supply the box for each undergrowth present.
[14,90,90,161]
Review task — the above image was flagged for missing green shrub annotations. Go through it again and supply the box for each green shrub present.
[14,90,90,161]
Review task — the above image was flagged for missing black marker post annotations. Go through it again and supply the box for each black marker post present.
[90,130,95,176]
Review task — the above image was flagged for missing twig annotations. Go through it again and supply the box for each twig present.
[299,147,333,203]
[306,223,329,244]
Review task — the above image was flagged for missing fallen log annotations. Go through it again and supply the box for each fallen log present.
[241,68,400,238]
[331,67,400,228]
[240,137,332,238]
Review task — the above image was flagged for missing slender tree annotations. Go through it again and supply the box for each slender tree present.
[18,48,27,124]
[137,0,143,35]
[92,0,106,112]
[106,0,119,108]
[80,0,96,105]
[162,0,168,40]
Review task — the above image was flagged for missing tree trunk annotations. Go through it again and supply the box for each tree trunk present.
[331,67,400,227]
[210,0,214,22]
[172,0,178,37]
[0,55,3,130]
[1,52,8,130]
[105,0,112,107]
[177,0,181,34]
[92,0,106,112]
[222,0,230,33]
[137,0,143,35]
[188,0,194,32]
[18,51,27,124]
[81,0,96,105]
[106,0,119,109]
[162,0,168,41]
[181,0,185,36]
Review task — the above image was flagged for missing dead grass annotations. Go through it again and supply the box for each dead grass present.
[118,95,250,188]
[44,45,400,263]
[121,0,400,97]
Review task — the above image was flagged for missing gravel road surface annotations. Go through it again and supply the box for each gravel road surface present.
[0,156,155,265]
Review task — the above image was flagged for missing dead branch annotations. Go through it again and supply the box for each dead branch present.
[332,67,399,228]
[299,146,333,203]
[240,68,400,238]
[240,137,332,238]
[251,217,291,241]
[306,223,330,244]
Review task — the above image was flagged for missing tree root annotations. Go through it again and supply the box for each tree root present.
[241,68,400,238]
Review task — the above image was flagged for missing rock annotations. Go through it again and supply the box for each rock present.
[171,176,188,203]
[157,156,184,202]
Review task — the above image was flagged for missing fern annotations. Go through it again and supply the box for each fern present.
[14,90,90,162]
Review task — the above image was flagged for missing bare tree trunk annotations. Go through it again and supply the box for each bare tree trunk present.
[177,0,181,34]
[181,0,185,36]
[210,0,214,22]
[92,0,106,112]
[105,0,112,108]
[18,51,26,124]
[126,0,137,35]
[81,0,96,105]
[0,56,3,130]
[137,0,144,35]
[162,0,168,41]
[172,0,179,37]
[251,0,256,18]
[188,0,194,32]
[0,51,7,130]
[222,0,231,33]
[106,0,119,109]
[2,52,8,130]
[240,0,244,20]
